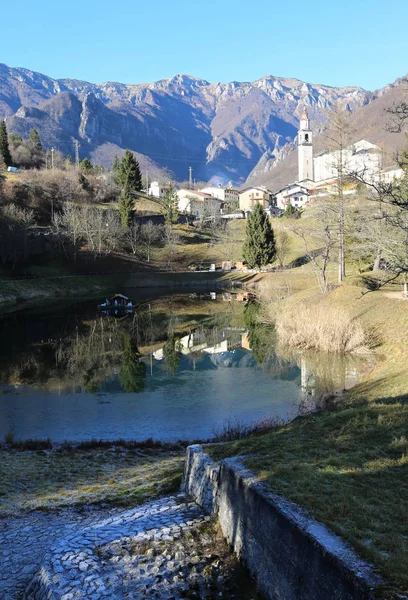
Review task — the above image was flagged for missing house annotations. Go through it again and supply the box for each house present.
[148,181,165,198]
[177,189,222,218]
[275,183,311,210]
[239,186,274,213]
[199,186,240,204]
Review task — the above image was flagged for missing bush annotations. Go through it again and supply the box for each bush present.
[275,301,366,353]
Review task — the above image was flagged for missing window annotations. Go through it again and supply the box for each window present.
[305,134,309,142]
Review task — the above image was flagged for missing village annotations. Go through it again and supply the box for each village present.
[148,106,404,220]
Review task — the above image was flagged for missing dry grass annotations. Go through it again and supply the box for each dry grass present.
[275,300,367,353]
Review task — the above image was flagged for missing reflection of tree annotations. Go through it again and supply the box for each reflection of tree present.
[163,334,182,374]
[244,301,275,366]
[119,335,146,393]
[83,368,100,393]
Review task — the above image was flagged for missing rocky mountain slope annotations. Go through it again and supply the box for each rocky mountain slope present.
[0,62,370,182]
[247,75,408,191]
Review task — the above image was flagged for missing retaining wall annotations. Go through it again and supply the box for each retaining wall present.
[125,271,233,288]
[184,445,382,600]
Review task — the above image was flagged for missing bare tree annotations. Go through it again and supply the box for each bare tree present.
[323,103,353,283]
[291,200,337,293]
[275,228,291,268]
[162,225,180,270]
[57,204,122,258]
[141,220,161,262]
[215,221,237,263]
[125,222,142,256]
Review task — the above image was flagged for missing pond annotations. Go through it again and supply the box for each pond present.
[0,291,369,442]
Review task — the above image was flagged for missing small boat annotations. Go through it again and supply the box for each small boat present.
[98,294,135,313]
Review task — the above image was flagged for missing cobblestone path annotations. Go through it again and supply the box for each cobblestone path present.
[0,494,207,599]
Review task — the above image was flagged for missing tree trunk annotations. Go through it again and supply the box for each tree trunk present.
[373,249,382,271]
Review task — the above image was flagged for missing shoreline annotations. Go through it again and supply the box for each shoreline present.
[0,271,249,314]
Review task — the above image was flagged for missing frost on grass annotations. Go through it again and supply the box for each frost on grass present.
[0,446,184,515]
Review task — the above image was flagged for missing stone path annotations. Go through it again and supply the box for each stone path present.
[1,494,208,599]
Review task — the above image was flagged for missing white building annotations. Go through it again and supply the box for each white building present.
[199,186,240,204]
[313,140,383,184]
[177,189,222,218]
[148,181,165,198]
[275,183,311,210]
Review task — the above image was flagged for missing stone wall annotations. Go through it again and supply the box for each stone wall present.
[182,444,220,513]
[184,445,382,600]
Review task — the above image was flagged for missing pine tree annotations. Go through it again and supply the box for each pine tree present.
[28,128,42,152]
[79,157,93,173]
[118,182,134,228]
[160,183,179,225]
[116,150,142,192]
[243,203,276,269]
[0,121,12,167]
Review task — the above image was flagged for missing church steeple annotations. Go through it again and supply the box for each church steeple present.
[298,106,314,181]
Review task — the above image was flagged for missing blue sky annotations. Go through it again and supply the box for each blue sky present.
[1,0,407,90]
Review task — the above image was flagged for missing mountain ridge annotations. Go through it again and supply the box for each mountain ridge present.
[0,62,378,183]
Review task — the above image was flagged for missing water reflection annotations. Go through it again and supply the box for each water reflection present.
[0,294,371,441]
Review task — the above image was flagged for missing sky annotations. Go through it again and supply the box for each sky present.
[1,0,407,91]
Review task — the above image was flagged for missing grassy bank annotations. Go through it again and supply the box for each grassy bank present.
[208,280,408,597]
[0,442,184,516]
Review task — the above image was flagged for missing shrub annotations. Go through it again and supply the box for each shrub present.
[275,301,366,353]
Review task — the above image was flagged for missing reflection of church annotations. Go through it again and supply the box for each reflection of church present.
[300,357,316,397]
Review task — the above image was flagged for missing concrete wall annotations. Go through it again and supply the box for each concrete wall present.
[124,272,232,288]
[182,444,220,513]
[184,445,382,600]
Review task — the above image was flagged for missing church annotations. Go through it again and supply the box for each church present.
[275,107,403,210]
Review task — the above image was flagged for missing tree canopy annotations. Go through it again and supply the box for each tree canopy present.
[0,121,12,167]
[118,181,134,228]
[116,150,142,192]
[79,157,94,173]
[160,183,179,225]
[243,203,276,268]
[28,128,42,153]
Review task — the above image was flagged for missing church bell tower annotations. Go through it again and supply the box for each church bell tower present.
[298,107,314,181]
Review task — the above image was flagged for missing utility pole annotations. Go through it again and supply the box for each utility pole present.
[51,147,55,170]
[74,140,80,171]
[188,166,193,190]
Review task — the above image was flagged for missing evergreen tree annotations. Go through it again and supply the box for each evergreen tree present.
[119,335,146,393]
[79,157,93,173]
[242,203,276,268]
[116,150,142,192]
[0,121,12,166]
[28,128,42,152]
[160,183,179,225]
[284,202,300,218]
[118,181,134,228]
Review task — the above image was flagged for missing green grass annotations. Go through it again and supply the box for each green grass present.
[0,445,184,515]
[208,282,408,598]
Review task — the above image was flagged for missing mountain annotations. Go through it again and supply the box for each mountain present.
[0,63,372,183]
[246,75,408,191]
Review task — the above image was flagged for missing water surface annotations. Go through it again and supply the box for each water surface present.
[0,292,367,442]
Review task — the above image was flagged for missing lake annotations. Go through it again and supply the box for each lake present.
[0,291,367,442]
